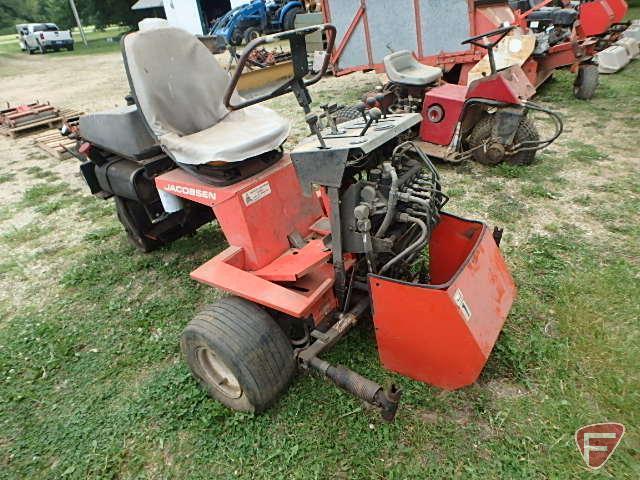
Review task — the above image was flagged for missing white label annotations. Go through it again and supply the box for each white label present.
[164,184,216,201]
[242,182,271,206]
[530,21,539,29]
[454,289,472,322]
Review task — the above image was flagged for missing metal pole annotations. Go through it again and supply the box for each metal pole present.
[69,0,88,46]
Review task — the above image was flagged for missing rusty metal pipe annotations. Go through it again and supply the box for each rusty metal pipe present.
[308,357,402,422]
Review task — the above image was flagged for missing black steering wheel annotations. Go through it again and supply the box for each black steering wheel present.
[461,25,516,75]
[223,24,337,112]
[461,25,516,49]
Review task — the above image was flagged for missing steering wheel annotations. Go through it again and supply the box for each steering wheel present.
[223,24,337,111]
[461,25,516,75]
[461,25,516,49]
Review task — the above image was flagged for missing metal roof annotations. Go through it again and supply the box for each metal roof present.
[131,0,164,10]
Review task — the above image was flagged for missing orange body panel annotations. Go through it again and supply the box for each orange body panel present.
[580,0,616,37]
[155,158,338,324]
[370,214,516,390]
[606,0,628,23]
[419,83,467,146]
[191,247,337,323]
[419,67,535,146]
[156,156,324,271]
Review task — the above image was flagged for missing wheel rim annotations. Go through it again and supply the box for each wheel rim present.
[196,347,242,399]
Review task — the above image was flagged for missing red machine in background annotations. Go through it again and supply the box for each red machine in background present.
[322,0,634,100]
[346,26,563,166]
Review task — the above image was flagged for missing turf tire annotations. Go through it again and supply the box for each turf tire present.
[181,297,296,413]
[573,64,599,100]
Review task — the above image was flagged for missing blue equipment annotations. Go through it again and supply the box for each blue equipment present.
[210,0,305,46]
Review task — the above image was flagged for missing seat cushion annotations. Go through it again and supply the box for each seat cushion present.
[384,51,443,87]
[123,19,291,165]
[160,104,290,165]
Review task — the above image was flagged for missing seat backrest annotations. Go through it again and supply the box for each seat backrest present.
[123,19,232,138]
[384,51,416,77]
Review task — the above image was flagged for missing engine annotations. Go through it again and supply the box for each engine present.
[510,2,579,54]
[339,141,447,282]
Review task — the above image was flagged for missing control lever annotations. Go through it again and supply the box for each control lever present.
[306,113,328,149]
[356,101,368,123]
[360,107,382,137]
[321,103,340,135]
[375,93,388,118]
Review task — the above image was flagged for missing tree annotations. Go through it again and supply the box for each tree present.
[79,0,143,30]
[0,0,41,27]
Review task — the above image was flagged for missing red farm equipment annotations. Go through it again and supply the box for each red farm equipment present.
[321,0,634,99]
[75,20,518,419]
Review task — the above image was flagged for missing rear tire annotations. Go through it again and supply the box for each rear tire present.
[67,45,74,52]
[181,297,296,413]
[573,64,599,100]
[38,43,46,54]
[283,6,305,31]
[506,117,539,166]
[114,197,163,253]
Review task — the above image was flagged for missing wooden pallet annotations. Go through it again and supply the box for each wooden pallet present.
[0,107,83,139]
[33,128,78,159]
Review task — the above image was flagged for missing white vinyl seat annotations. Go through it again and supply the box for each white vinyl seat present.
[383,51,443,87]
[123,19,290,166]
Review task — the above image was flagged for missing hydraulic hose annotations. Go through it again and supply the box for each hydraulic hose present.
[378,214,427,275]
[513,101,564,152]
[375,162,399,238]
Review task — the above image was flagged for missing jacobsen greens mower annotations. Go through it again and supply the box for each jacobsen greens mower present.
[77,20,516,419]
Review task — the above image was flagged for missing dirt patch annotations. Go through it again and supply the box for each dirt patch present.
[486,379,528,400]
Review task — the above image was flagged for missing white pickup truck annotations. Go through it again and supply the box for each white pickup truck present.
[16,23,74,54]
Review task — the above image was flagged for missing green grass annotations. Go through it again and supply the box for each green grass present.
[0,173,16,184]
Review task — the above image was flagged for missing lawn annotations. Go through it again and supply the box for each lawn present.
[1,17,639,480]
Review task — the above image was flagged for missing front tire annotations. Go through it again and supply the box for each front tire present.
[243,27,261,44]
[573,64,599,100]
[181,297,296,413]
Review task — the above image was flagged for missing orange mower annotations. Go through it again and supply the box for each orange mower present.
[76,20,517,419]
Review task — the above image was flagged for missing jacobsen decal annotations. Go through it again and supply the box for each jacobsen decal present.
[164,184,216,201]
[242,182,271,206]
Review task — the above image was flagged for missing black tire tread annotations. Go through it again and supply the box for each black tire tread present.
[467,115,497,165]
[507,117,539,166]
[182,297,295,412]
[574,64,599,100]
[335,105,362,125]
[467,115,539,166]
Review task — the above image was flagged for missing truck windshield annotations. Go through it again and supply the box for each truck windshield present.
[33,24,59,32]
